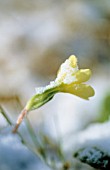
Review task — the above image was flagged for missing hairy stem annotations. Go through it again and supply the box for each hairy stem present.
[12,108,28,133]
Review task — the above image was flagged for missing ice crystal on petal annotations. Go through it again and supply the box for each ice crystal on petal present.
[55,55,78,84]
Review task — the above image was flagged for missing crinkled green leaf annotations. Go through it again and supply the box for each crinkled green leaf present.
[74,147,110,170]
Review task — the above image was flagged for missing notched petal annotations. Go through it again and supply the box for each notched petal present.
[61,83,95,100]
[75,69,92,83]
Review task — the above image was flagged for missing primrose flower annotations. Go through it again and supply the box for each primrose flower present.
[13,55,95,133]
[26,55,94,111]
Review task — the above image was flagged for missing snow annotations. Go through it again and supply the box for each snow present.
[35,55,78,94]
[0,128,50,170]
[35,81,57,94]
[64,121,110,158]
[55,55,78,84]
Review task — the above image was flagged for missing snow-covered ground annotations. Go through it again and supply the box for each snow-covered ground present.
[0,128,50,170]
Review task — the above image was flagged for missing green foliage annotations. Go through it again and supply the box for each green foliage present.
[74,147,110,170]
[99,93,110,122]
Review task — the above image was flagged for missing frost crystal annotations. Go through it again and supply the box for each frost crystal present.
[35,55,79,94]
[35,81,58,94]
[55,55,78,84]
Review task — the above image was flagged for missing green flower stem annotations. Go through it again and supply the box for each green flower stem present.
[0,105,12,125]
[0,105,26,144]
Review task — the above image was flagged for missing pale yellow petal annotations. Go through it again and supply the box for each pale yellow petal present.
[60,83,95,100]
[75,69,92,83]
[69,55,77,68]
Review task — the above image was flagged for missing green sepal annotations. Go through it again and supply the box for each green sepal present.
[26,87,59,111]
